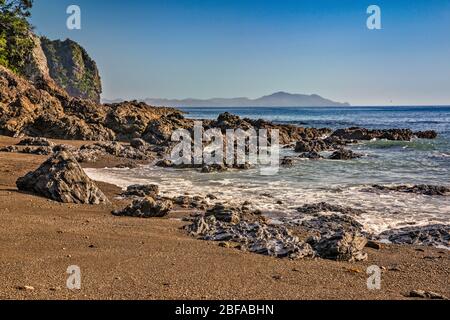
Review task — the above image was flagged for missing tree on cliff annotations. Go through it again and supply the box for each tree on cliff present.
[0,0,34,73]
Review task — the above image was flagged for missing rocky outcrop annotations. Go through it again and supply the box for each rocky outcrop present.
[142,112,192,145]
[415,130,438,139]
[294,136,355,154]
[112,196,173,218]
[301,214,366,238]
[368,184,450,196]
[1,138,157,163]
[173,195,209,210]
[300,214,368,261]
[23,34,51,83]
[332,127,437,141]
[408,290,448,300]
[0,66,178,141]
[205,203,241,224]
[121,184,159,198]
[0,145,53,155]
[307,230,368,262]
[201,163,229,173]
[328,148,363,160]
[295,139,329,153]
[74,142,153,162]
[280,157,295,167]
[378,224,450,247]
[185,204,368,261]
[209,112,331,145]
[298,151,323,159]
[296,202,364,216]
[186,215,315,259]
[17,137,55,147]
[40,38,102,103]
[16,151,109,204]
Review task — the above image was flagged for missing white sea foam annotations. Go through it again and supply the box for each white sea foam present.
[85,165,450,235]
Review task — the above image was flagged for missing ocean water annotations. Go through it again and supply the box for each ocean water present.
[85,106,450,235]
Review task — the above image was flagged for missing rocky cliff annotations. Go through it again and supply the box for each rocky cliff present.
[22,34,51,83]
[0,65,180,141]
[40,37,102,103]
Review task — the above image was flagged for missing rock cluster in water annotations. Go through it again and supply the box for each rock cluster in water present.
[328,148,363,160]
[367,184,450,196]
[296,202,364,216]
[331,127,436,141]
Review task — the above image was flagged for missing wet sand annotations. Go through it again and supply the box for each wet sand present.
[0,135,448,300]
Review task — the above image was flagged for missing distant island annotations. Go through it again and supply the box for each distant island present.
[103,92,350,107]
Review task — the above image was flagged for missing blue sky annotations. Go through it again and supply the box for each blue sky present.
[30,0,450,105]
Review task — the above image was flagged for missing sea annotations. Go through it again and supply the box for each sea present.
[85,106,450,235]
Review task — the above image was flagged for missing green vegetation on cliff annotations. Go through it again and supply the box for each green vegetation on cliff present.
[0,0,34,74]
[40,37,102,103]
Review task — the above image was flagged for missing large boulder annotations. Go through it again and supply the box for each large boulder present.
[301,214,368,261]
[16,151,109,204]
[308,231,368,262]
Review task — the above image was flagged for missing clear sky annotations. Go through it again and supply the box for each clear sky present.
[30,0,450,105]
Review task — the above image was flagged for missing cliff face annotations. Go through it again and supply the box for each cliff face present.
[40,38,102,103]
[23,34,51,82]
[0,65,180,141]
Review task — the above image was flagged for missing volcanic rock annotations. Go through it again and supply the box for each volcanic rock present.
[328,148,362,160]
[297,151,322,159]
[379,224,450,247]
[17,137,55,147]
[205,203,241,224]
[369,184,450,196]
[297,202,364,216]
[16,151,109,204]
[307,230,368,262]
[415,130,438,139]
[186,216,315,259]
[408,290,447,300]
[112,196,172,218]
[121,184,159,198]
[331,127,433,142]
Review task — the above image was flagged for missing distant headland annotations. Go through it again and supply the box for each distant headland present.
[103,92,350,107]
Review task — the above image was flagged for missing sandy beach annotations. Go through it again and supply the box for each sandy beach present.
[0,135,448,300]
